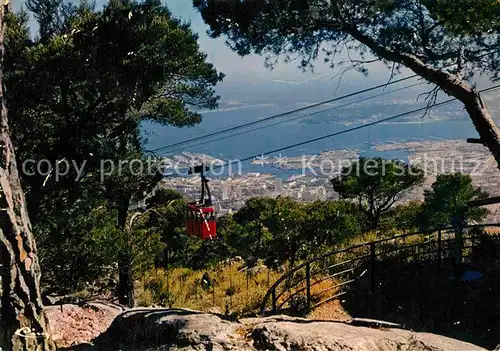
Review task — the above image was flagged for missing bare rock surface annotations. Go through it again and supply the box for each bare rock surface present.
[249,317,484,351]
[90,309,486,351]
[45,301,123,349]
[94,308,253,350]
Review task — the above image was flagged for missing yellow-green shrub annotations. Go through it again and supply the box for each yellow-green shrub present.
[137,264,281,315]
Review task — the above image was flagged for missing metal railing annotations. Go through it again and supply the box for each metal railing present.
[260,223,500,316]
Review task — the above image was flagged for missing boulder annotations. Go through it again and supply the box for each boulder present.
[94,308,253,350]
[250,316,485,351]
[45,302,121,349]
[93,309,487,351]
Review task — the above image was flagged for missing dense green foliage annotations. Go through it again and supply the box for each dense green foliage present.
[26,0,77,40]
[4,0,223,297]
[36,202,121,294]
[6,0,223,222]
[332,158,424,229]
[420,173,489,229]
[229,197,366,268]
[382,201,424,231]
[424,0,500,34]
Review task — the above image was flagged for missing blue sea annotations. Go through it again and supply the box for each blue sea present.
[142,87,486,178]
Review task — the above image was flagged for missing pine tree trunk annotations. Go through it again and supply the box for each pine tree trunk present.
[0,4,55,350]
[117,254,134,308]
[117,194,134,308]
[367,215,379,231]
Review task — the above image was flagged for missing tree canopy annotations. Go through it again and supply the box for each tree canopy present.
[332,158,424,229]
[232,196,364,267]
[425,0,500,34]
[5,0,224,305]
[420,173,489,229]
[6,0,223,222]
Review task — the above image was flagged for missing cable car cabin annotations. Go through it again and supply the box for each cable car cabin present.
[185,164,217,240]
[186,203,217,240]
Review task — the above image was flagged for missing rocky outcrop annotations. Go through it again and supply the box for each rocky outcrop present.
[94,309,252,350]
[251,316,483,351]
[45,302,122,348]
[92,309,487,351]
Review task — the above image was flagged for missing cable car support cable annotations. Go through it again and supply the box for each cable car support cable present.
[163,81,425,154]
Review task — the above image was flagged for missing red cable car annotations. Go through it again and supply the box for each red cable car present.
[186,165,217,240]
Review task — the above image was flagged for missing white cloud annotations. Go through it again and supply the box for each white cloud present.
[201,103,276,114]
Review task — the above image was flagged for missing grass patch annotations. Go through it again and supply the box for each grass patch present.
[136,264,281,316]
